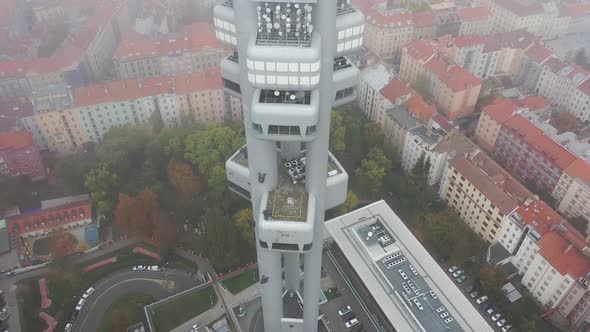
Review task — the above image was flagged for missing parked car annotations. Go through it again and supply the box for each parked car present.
[345,318,359,329]
[501,325,512,332]
[491,313,502,322]
[469,291,478,298]
[486,307,494,316]
[448,266,459,273]
[476,296,488,304]
[456,275,467,283]
[64,323,73,332]
[466,285,475,293]
[496,319,507,327]
[452,269,464,278]
[82,287,95,299]
[338,305,352,317]
[148,265,160,272]
[133,265,146,271]
[75,299,85,311]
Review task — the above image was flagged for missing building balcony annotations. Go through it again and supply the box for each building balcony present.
[225,146,348,210]
[251,89,319,142]
[213,4,236,47]
[336,7,364,56]
[333,58,359,95]
[333,86,357,107]
[222,78,241,97]
[246,34,321,90]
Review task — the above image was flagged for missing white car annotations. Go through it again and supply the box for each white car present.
[501,325,512,332]
[148,265,160,271]
[476,296,488,304]
[486,307,494,315]
[75,298,85,311]
[82,287,95,299]
[469,291,478,298]
[496,319,507,327]
[0,308,7,315]
[345,317,359,329]
[338,305,352,317]
[452,269,463,278]
[492,313,502,322]
[64,323,73,332]
[448,266,458,273]
[133,265,146,271]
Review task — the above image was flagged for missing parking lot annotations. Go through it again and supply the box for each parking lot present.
[445,265,512,332]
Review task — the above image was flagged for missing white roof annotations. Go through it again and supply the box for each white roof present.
[324,200,494,332]
[360,63,393,91]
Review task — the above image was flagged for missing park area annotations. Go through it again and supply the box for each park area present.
[99,293,154,332]
[150,286,217,332]
[221,268,259,295]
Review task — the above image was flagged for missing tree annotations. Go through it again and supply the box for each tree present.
[95,127,150,180]
[330,111,346,156]
[54,149,97,194]
[167,161,202,203]
[476,266,506,302]
[550,111,579,134]
[203,207,240,271]
[150,109,164,135]
[355,148,392,195]
[233,208,255,251]
[364,122,384,149]
[207,164,227,202]
[85,164,119,222]
[51,232,78,258]
[157,128,189,159]
[338,191,359,215]
[575,48,589,70]
[114,189,160,241]
[184,123,244,175]
[570,216,589,235]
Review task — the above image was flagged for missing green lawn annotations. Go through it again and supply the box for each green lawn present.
[323,288,341,302]
[99,293,154,332]
[222,268,259,295]
[151,286,217,332]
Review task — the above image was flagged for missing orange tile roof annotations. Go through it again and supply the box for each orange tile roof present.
[7,200,91,236]
[407,95,435,122]
[564,159,590,186]
[503,115,577,170]
[412,10,436,27]
[0,59,27,78]
[453,34,485,48]
[578,80,590,96]
[366,8,413,28]
[379,79,413,103]
[405,40,436,62]
[0,130,34,150]
[524,44,553,64]
[182,22,223,53]
[483,98,519,124]
[513,199,563,236]
[537,229,590,278]
[115,31,158,60]
[73,68,222,107]
[516,96,548,111]
[458,6,492,21]
[430,63,482,92]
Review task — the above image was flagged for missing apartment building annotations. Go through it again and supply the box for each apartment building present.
[557,276,590,329]
[402,126,443,175]
[553,159,590,233]
[376,79,414,125]
[441,151,535,243]
[0,60,31,101]
[358,63,393,121]
[514,43,554,91]
[115,23,226,80]
[487,29,536,77]
[400,40,436,86]
[0,130,46,180]
[364,8,413,61]
[441,35,499,79]
[489,0,544,36]
[383,104,419,159]
[536,62,590,122]
[474,98,521,152]
[411,11,436,40]
[457,6,493,36]
[494,115,577,193]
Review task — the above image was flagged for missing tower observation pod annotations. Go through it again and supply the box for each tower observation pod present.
[216,1,363,331]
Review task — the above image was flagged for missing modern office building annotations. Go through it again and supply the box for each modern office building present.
[218,0,362,331]
[324,200,494,332]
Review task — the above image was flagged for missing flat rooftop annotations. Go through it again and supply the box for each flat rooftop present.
[324,201,493,332]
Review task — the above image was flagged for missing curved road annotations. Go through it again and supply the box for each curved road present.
[72,269,201,332]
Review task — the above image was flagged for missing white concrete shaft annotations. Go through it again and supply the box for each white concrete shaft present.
[284,253,300,292]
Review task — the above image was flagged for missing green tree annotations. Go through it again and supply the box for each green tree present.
[476,266,506,302]
[203,207,240,271]
[338,191,359,215]
[85,163,119,222]
[570,216,589,235]
[157,128,189,159]
[54,149,97,194]
[233,208,255,251]
[95,127,150,180]
[364,122,384,149]
[184,123,244,175]
[207,164,228,202]
[330,111,346,156]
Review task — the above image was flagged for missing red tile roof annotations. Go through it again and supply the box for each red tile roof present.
[0,98,34,132]
[412,10,436,27]
[7,200,91,236]
[513,199,563,236]
[516,96,548,111]
[578,80,590,96]
[458,6,492,21]
[431,64,482,92]
[380,79,413,103]
[503,115,577,170]
[453,34,485,48]
[115,31,158,60]
[0,59,27,78]
[405,40,436,62]
[431,113,454,132]
[74,68,222,107]
[544,57,567,73]
[537,229,590,279]
[524,44,553,64]
[495,0,544,16]
[182,22,223,53]
[483,98,519,124]
[407,95,435,122]
[0,130,34,150]
[564,159,590,186]
[366,8,413,28]
[560,3,590,18]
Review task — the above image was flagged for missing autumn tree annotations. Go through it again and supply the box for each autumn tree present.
[233,208,255,251]
[167,161,202,203]
[570,216,589,235]
[114,189,160,241]
[550,111,579,134]
[51,232,78,258]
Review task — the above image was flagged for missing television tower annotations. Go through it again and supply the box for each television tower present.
[216,1,364,331]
